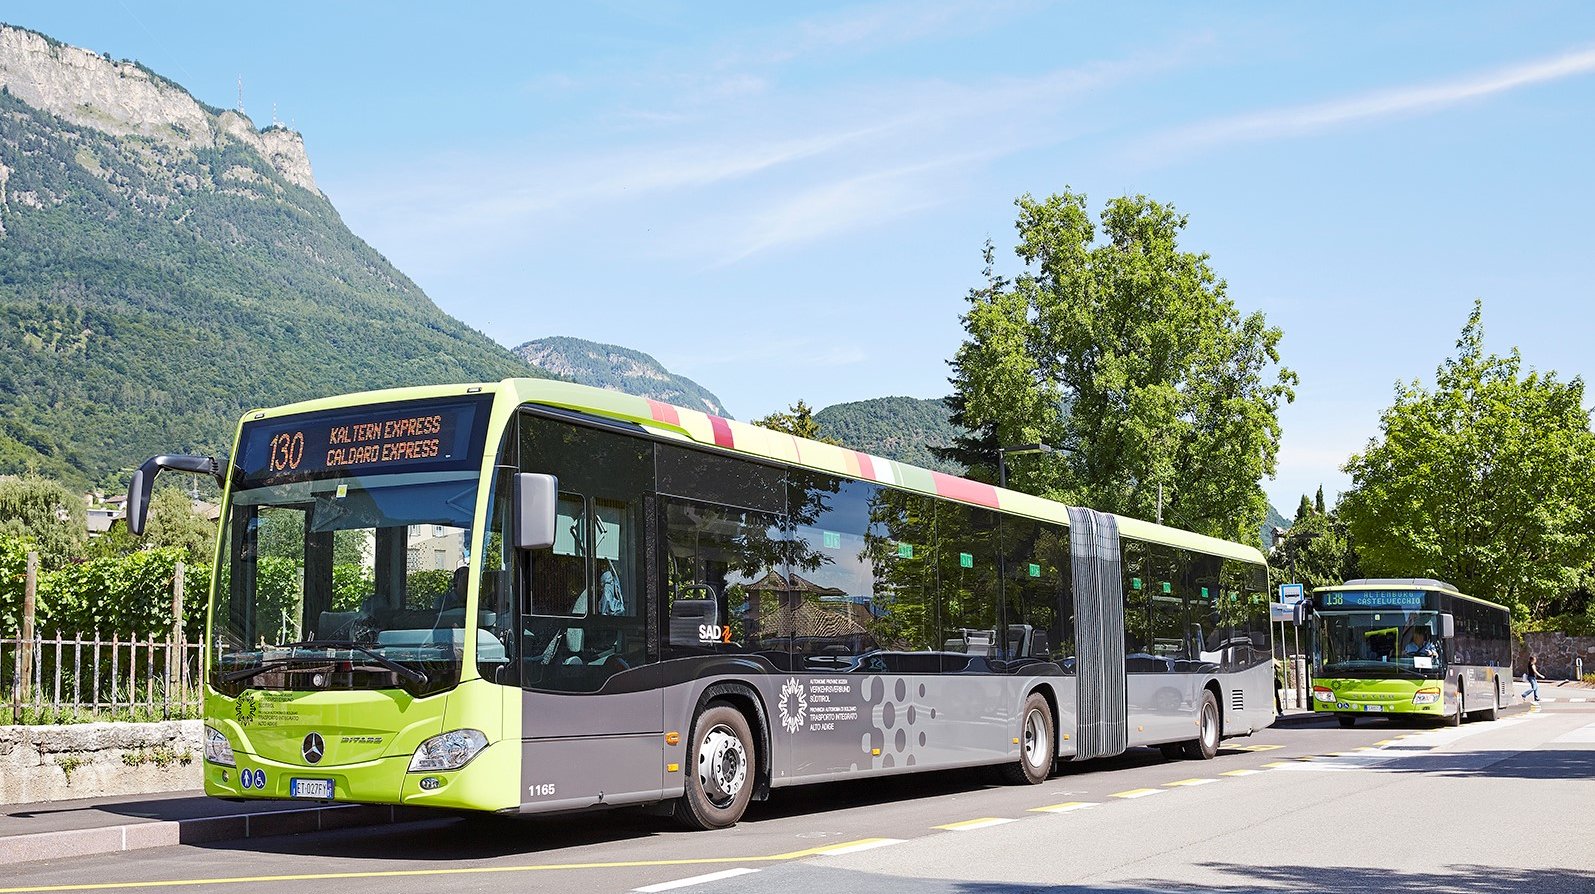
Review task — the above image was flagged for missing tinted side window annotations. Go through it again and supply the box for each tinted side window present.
[662,498,785,664]
[936,502,999,673]
[658,445,784,513]
[785,473,885,672]
[1120,538,1153,670]
[999,517,1073,673]
[864,487,940,673]
[1184,551,1223,670]
[1147,544,1185,667]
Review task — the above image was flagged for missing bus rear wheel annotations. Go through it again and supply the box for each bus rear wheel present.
[1000,693,1054,785]
[673,704,757,830]
[1181,691,1221,760]
[1481,685,1499,722]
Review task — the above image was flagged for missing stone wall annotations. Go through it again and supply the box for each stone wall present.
[0,721,202,804]
[1522,632,1595,680]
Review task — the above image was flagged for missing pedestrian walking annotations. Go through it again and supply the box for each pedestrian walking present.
[1523,653,1542,702]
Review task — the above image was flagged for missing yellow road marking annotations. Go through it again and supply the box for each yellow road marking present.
[1028,801,1099,813]
[1233,744,1284,751]
[933,817,1014,831]
[1163,778,1217,787]
[1261,761,1291,768]
[1221,769,1261,776]
[1373,739,1398,745]
[0,838,903,893]
[1110,787,1165,799]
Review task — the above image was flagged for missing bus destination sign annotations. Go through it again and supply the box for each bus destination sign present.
[236,396,490,487]
[1320,590,1429,610]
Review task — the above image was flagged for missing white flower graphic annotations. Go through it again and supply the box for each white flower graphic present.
[778,677,807,734]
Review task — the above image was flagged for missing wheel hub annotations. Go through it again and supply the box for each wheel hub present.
[698,725,747,806]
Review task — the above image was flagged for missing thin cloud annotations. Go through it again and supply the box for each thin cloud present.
[1148,42,1595,157]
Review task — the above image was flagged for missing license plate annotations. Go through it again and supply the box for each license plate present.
[290,778,334,799]
[1363,704,1384,712]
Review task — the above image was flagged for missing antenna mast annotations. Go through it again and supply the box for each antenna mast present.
[236,75,244,115]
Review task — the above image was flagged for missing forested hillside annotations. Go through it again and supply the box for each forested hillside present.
[814,396,965,474]
[0,25,537,486]
[514,336,727,417]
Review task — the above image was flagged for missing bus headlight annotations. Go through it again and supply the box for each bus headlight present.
[408,729,488,772]
[205,726,236,767]
[1313,686,1336,702]
[1412,687,1441,705]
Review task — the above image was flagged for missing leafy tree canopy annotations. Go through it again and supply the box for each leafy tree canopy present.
[944,191,1295,545]
[1339,302,1595,619]
[753,400,838,445]
[0,473,86,568]
[1272,485,1358,592]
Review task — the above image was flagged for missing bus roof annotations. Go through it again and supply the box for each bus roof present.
[242,378,1266,566]
[1314,578,1508,611]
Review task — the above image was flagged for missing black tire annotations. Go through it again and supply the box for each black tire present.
[672,703,757,830]
[1337,714,1356,728]
[1159,743,1185,760]
[1447,684,1463,727]
[1000,693,1054,785]
[1181,691,1221,760]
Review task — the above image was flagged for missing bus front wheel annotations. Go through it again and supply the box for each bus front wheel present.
[673,704,757,830]
[1181,691,1221,760]
[1337,715,1355,728]
[1447,684,1463,727]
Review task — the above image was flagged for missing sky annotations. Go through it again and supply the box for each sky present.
[7,2,1595,512]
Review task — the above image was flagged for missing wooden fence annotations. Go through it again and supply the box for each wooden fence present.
[4,553,200,723]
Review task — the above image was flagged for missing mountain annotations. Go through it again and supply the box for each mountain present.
[0,24,539,486]
[814,396,965,474]
[514,336,728,417]
[1262,502,1290,550]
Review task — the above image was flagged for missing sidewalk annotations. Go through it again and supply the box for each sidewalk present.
[0,790,430,865]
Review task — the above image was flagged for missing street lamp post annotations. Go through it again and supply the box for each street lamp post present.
[996,443,1053,491]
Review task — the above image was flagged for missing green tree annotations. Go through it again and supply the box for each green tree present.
[0,474,86,567]
[1271,488,1358,591]
[753,401,839,445]
[1339,302,1595,620]
[144,489,217,566]
[944,191,1296,544]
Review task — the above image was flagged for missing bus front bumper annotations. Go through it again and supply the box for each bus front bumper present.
[203,736,518,812]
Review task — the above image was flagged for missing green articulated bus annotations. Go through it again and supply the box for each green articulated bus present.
[1308,579,1512,727]
[127,379,1276,829]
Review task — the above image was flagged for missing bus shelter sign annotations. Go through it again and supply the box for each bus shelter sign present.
[1278,583,1305,606]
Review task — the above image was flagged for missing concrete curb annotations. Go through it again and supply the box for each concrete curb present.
[0,803,432,865]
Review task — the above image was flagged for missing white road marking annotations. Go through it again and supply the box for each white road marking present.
[935,817,1016,831]
[814,838,906,856]
[633,868,760,892]
[1029,801,1100,813]
[1552,722,1595,743]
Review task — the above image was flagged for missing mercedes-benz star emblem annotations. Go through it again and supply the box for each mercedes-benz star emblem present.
[302,732,325,764]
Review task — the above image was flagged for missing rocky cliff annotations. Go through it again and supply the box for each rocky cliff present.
[0,23,537,485]
[0,25,317,193]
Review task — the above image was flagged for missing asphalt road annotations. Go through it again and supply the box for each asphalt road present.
[3,703,1591,893]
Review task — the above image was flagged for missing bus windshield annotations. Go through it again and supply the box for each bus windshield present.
[211,469,488,697]
[1316,610,1444,678]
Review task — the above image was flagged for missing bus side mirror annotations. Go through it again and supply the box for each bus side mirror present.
[126,454,225,536]
[1439,613,1455,639]
[514,473,558,551]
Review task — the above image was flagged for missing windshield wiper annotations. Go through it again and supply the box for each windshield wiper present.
[221,659,309,684]
[279,640,429,685]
